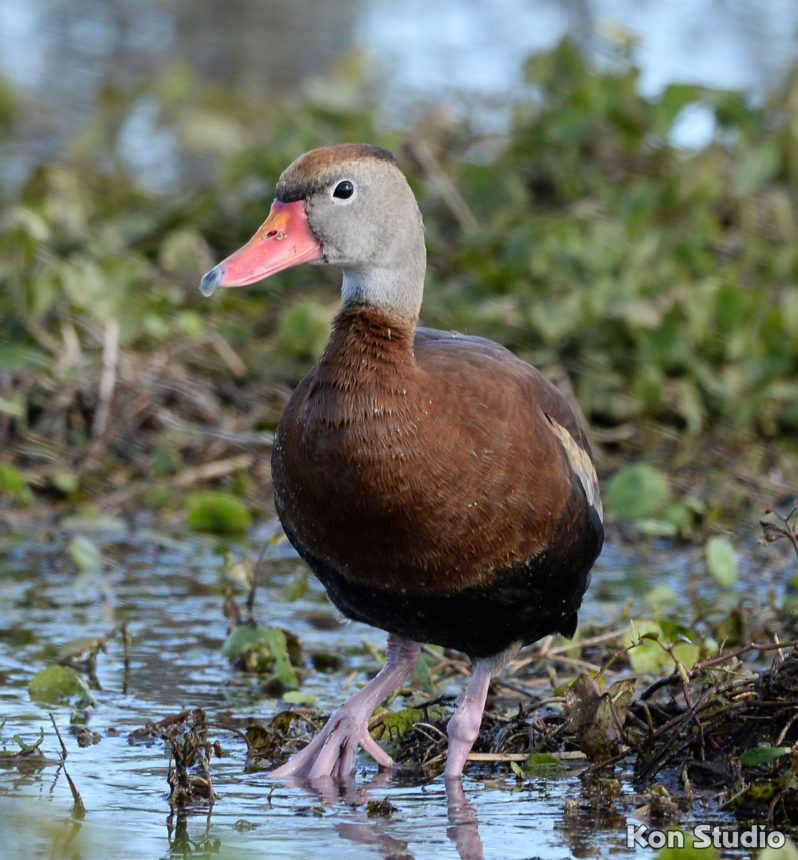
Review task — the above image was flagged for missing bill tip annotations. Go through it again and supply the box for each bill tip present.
[199,265,223,297]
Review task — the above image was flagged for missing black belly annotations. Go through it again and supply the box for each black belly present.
[280,505,603,659]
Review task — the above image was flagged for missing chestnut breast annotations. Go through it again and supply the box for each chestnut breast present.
[271,304,596,597]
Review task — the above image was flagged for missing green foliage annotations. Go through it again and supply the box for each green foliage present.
[523,751,567,774]
[433,42,798,443]
[51,470,80,495]
[0,726,44,757]
[186,492,252,534]
[739,745,792,767]
[625,619,707,673]
[221,624,298,689]
[281,690,317,705]
[643,583,680,612]
[652,833,721,859]
[276,298,335,359]
[759,838,798,860]
[2,42,798,510]
[705,535,740,587]
[67,535,105,573]
[28,665,94,706]
[606,463,671,519]
[605,463,702,535]
[715,607,746,646]
[373,704,445,741]
[0,463,33,504]
[410,648,438,694]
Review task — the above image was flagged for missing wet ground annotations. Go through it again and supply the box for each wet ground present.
[0,515,788,859]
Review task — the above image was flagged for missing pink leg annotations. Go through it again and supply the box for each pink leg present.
[270,635,421,781]
[446,777,485,858]
[444,661,493,779]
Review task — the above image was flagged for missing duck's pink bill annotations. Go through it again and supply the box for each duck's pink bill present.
[200,200,323,296]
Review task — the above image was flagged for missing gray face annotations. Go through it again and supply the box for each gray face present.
[276,145,427,319]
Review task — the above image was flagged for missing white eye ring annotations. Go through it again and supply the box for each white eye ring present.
[331,179,356,203]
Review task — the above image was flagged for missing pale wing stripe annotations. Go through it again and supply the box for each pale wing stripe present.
[545,415,603,521]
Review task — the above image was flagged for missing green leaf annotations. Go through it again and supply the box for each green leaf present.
[410,650,437,694]
[3,205,50,242]
[635,518,678,537]
[221,625,298,689]
[653,831,721,860]
[735,140,781,194]
[740,745,792,767]
[661,501,695,535]
[373,704,446,741]
[658,84,702,128]
[186,492,251,534]
[276,299,333,359]
[152,444,182,477]
[626,621,701,674]
[52,471,80,494]
[375,707,420,739]
[266,631,298,690]
[67,535,104,573]
[606,464,671,520]
[0,463,33,504]
[523,752,567,774]
[176,310,205,338]
[284,568,308,601]
[644,583,679,611]
[758,837,798,860]
[0,727,44,756]
[0,394,25,418]
[282,690,317,705]
[29,666,94,706]
[716,610,745,648]
[705,535,739,588]
[221,624,269,658]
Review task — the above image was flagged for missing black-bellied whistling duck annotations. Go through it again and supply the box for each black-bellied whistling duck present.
[200,143,603,780]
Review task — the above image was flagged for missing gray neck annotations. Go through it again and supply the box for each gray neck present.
[340,262,425,321]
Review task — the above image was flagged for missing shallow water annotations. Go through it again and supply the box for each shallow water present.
[0,515,788,859]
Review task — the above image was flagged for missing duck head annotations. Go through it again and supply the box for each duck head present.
[200,143,426,320]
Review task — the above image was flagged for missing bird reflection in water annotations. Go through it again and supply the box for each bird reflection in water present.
[272,772,485,860]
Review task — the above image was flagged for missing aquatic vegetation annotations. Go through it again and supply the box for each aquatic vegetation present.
[705,534,740,587]
[28,666,94,707]
[221,624,299,689]
[0,41,796,521]
[2,38,798,854]
[186,491,252,534]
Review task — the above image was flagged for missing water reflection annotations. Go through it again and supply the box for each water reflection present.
[157,768,649,860]
[167,805,216,857]
[445,780,485,860]
[0,524,784,858]
[252,772,486,860]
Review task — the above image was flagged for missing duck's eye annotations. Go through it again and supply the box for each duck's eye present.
[332,180,355,200]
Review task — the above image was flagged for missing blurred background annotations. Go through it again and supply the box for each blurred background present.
[4,0,798,186]
[1,0,798,521]
[3,5,798,856]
